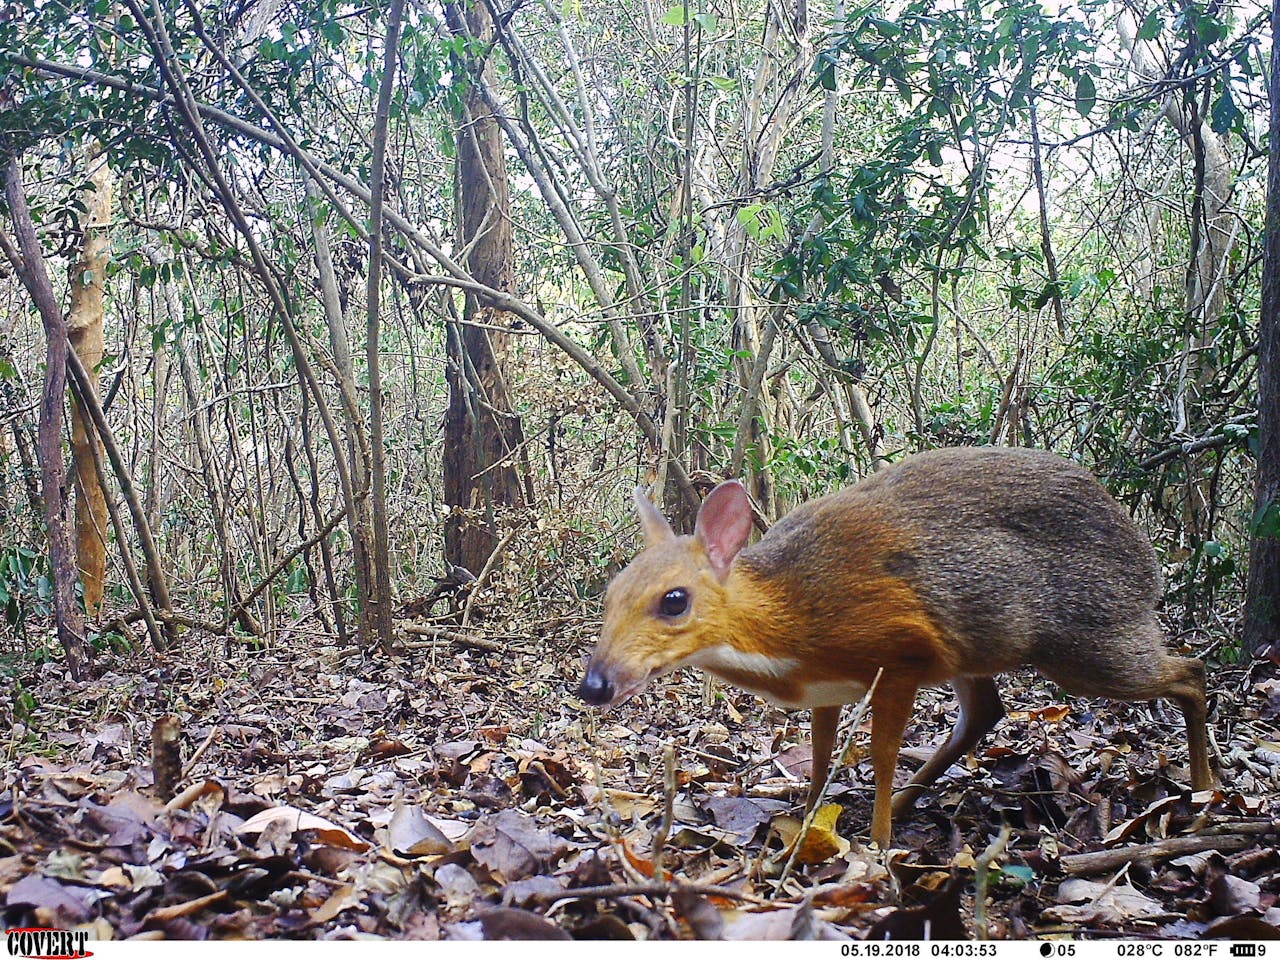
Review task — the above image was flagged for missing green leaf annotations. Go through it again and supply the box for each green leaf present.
[1075,73,1096,117]
[1251,502,1280,539]
[868,16,901,38]
[737,202,782,240]
[1196,14,1224,45]
[286,565,310,594]
[661,6,687,25]
[1137,10,1161,40]
[1210,88,1241,134]
[693,12,717,31]
[1032,281,1060,310]
[997,865,1035,887]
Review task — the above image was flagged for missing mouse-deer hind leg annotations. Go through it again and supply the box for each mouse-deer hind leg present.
[892,675,1004,818]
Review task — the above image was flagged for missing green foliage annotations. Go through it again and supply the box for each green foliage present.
[792,0,1100,317]
[13,679,37,723]
[0,544,50,628]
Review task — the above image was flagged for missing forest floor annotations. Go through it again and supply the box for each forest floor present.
[2,613,1279,941]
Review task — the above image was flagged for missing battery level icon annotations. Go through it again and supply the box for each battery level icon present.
[1230,947,1258,958]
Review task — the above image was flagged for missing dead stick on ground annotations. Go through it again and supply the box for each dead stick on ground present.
[182,724,221,779]
[526,882,765,906]
[1060,823,1278,876]
[973,823,1013,940]
[651,745,677,881]
[403,626,505,653]
[146,890,228,922]
[460,528,514,630]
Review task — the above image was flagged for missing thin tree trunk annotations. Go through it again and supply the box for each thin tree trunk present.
[667,0,698,532]
[307,177,375,648]
[1029,100,1066,337]
[443,0,530,574]
[75,373,165,652]
[1243,0,1280,660]
[1,158,88,677]
[170,320,259,636]
[801,0,883,473]
[363,0,406,652]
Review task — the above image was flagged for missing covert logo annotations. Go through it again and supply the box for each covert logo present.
[5,928,92,960]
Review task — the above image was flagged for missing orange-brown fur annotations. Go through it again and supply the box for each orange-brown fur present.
[581,448,1214,848]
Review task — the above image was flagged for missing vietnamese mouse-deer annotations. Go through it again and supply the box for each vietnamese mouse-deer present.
[577,447,1213,847]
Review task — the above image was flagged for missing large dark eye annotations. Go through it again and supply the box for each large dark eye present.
[659,588,689,617]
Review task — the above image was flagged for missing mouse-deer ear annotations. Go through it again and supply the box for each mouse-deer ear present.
[694,480,753,579]
[634,486,676,547]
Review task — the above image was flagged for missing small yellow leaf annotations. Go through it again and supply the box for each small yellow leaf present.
[793,803,849,864]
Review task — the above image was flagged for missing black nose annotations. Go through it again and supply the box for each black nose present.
[578,666,613,706]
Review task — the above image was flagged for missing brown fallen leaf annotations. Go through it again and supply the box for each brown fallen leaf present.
[433,863,480,912]
[479,907,572,940]
[720,905,801,940]
[470,809,571,882]
[5,874,92,925]
[620,837,657,879]
[1104,792,1200,845]
[1208,874,1262,916]
[1205,915,1280,940]
[386,801,453,857]
[586,786,657,818]
[368,738,411,758]
[237,805,371,852]
[1043,878,1166,924]
[165,779,226,814]
[704,795,786,844]
[1008,705,1071,723]
[720,903,849,940]
[813,883,878,907]
[309,882,360,925]
[674,888,724,940]
[502,875,566,907]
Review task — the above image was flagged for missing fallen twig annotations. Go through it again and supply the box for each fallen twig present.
[403,625,506,653]
[652,745,677,881]
[526,881,765,906]
[182,724,221,779]
[146,889,228,922]
[1060,821,1278,876]
[973,823,1013,939]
